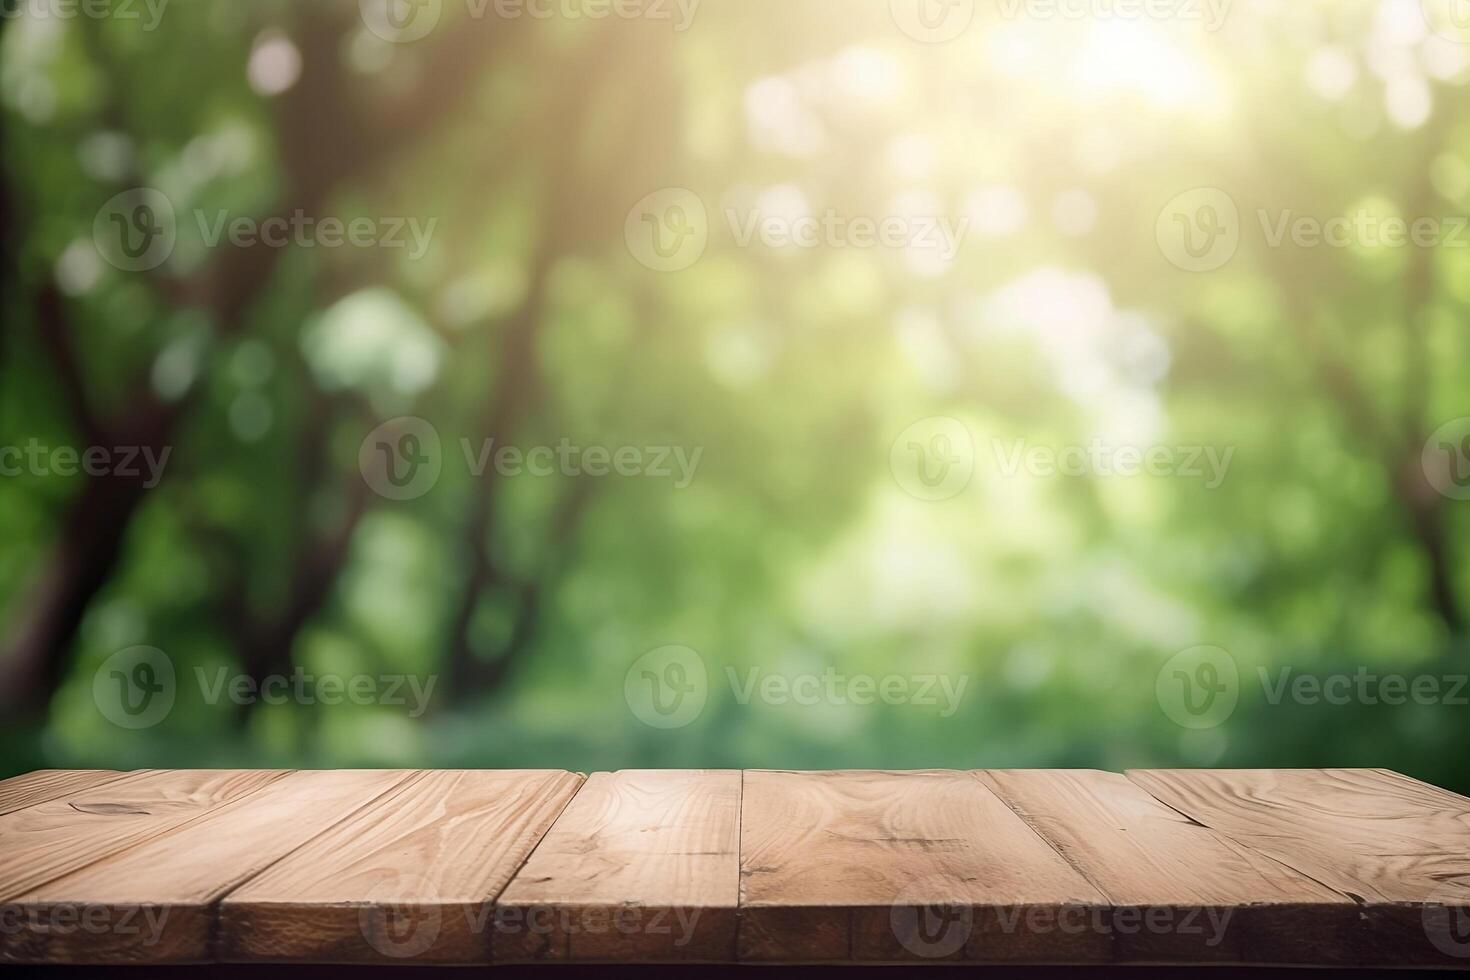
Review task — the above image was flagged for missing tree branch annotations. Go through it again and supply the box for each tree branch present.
[0,9,531,716]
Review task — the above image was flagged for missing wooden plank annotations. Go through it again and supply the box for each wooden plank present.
[738,770,1111,964]
[0,771,130,816]
[1,770,413,965]
[975,770,1357,965]
[1129,768,1470,967]
[495,770,740,963]
[0,770,285,904]
[221,770,582,965]
[1368,767,1470,807]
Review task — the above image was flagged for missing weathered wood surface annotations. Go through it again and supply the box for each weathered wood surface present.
[3,770,409,965]
[739,769,1109,963]
[0,768,1465,968]
[0,771,127,816]
[1127,768,1470,967]
[221,770,582,964]
[0,770,285,905]
[976,770,1357,965]
[495,769,741,962]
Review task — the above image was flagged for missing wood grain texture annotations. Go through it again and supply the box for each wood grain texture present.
[2,767,1467,969]
[0,770,285,904]
[221,770,582,965]
[1,770,412,965]
[495,770,740,963]
[0,770,129,816]
[739,770,1110,964]
[1128,768,1470,967]
[976,770,1357,965]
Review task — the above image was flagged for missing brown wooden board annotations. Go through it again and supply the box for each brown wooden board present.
[494,769,741,963]
[738,769,1111,964]
[976,769,1359,965]
[0,770,286,905]
[2,767,1468,969]
[1128,768,1470,968]
[219,769,582,965]
[0,771,129,816]
[1,770,413,965]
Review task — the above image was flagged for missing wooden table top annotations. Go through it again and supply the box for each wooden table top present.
[0,768,1467,969]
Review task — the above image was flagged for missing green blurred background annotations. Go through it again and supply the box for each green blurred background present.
[2,0,1468,792]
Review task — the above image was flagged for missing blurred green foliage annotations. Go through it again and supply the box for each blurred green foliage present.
[1,0,1467,792]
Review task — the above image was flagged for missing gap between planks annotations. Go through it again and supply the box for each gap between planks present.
[2,769,1466,967]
